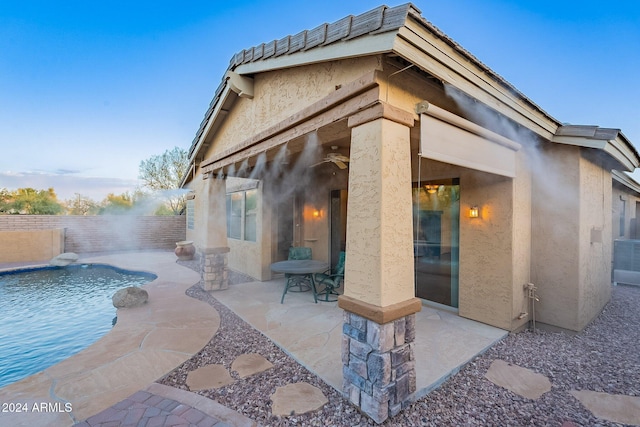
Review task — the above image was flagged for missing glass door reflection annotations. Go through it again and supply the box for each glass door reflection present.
[413,178,460,307]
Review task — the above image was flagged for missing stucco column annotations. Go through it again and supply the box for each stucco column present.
[339,103,421,423]
[200,174,229,291]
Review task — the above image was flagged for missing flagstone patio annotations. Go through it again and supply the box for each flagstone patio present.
[211,275,508,399]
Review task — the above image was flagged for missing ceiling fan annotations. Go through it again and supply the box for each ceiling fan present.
[312,146,350,170]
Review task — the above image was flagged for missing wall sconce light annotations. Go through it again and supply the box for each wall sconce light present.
[312,209,322,219]
[469,206,479,218]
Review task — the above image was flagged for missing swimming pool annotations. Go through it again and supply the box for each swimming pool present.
[0,264,157,389]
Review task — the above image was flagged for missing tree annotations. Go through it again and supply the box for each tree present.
[98,192,135,214]
[0,188,11,213]
[138,146,188,215]
[65,193,100,215]
[0,187,64,215]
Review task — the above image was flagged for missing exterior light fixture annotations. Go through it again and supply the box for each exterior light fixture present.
[425,184,439,194]
[469,206,479,218]
[312,209,322,219]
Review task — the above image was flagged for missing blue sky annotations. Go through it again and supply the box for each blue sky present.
[1,0,639,201]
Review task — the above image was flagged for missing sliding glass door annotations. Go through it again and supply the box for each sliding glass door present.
[412,179,460,307]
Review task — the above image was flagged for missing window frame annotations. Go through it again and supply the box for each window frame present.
[226,188,258,242]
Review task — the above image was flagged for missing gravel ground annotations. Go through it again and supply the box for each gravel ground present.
[159,260,640,426]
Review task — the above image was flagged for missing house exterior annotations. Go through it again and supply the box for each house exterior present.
[181,4,638,422]
[612,170,640,241]
[611,170,640,286]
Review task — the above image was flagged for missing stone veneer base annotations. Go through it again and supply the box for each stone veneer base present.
[200,247,229,291]
[342,310,417,424]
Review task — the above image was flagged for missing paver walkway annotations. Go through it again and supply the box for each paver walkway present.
[74,383,256,427]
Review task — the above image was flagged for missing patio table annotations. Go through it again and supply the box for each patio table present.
[270,260,329,303]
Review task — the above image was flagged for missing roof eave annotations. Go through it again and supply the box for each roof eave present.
[552,126,640,172]
[613,170,640,195]
[234,31,398,75]
[183,83,236,186]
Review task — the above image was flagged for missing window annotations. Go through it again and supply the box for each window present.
[186,199,195,230]
[226,189,258,242]
[244,189,257,242]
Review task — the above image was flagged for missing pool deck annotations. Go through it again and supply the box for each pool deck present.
[0,252,225,427]
[1,251,507,426]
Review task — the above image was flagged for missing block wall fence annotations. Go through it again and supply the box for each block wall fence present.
[0,215,186,262]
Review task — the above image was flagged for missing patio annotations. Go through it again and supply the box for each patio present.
[0,251,506,426]
[212,274,507,398]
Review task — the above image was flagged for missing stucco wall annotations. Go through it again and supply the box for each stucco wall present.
[0,215,185,262]
[411,154,527,331]
[458,170,515,330]
[0,229,65,263]
[191,58,383,281]
[510,149,533,330]
[457,148,533,332]
[577,154,612,329]
[531,145,581,330]
[185,178,206,249]
[344,118,415,307]
[227,178,264,280]
[202,56,382,161]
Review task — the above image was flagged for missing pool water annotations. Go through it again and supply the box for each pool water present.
[0,264,156,389]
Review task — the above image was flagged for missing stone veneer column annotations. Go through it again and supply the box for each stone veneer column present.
[201,247,229,291]
[342,309,417,422]
[339,103,421,424]
[200,174,229,291]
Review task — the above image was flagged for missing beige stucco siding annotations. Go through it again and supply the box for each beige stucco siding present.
[531,145,581,330]
[577,154,612,329]
[344,118,415,307]
[0,229,65,263]
[510,149,533,330]
[227,240,262,280]
[185,177,225,251]
[185,178,205,248]
[458,171,514,330]
[531,147,616,331]
[411,155,524,330]
[201,56,382,162]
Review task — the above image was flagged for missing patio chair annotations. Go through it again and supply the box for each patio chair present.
[314,251,345,302]
[288,246,312,261]
[281,247,313,303]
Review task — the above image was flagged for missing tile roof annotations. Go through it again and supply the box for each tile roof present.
[188,3,638,170]
[188,3,417,159]
[228,4,415,69]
